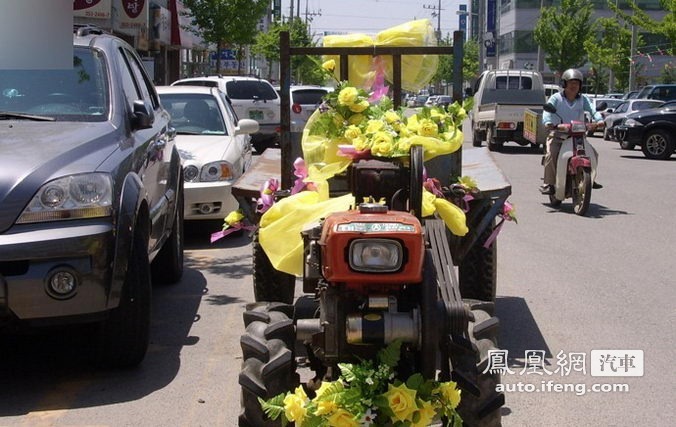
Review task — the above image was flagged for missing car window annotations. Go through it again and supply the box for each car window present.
[614,102,627,113]
[0,47,108,121]
[496,76,532,90]
[117,48,142,111]
[292,89,328,105]
[174,80,219,89]
[121,47,160,110]
[218,91,240,123]
[634,101,663,110]
[159,93,226,135]
[225,80,277,101]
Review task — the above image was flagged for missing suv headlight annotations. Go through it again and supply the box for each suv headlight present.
[623,118,643,127]
[349,239,403,273]
[17,173,113,223]
[200,161,235,182]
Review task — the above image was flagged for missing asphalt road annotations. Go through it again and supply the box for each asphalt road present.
[0,137,674,426]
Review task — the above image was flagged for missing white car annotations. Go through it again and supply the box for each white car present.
[157,86,259,220]
[289,85,332,132]
[171,76,280,153]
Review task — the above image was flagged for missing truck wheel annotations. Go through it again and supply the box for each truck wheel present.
[641,129,674,160]
[239,302,299,427]
[152,181,184,284]
[459,216,497,303]
[97,229,151,368]
[253,229,296,304]
[451,300,505,427]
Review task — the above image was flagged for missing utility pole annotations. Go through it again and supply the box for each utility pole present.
[423,0,443,41]
[304,0,321,25]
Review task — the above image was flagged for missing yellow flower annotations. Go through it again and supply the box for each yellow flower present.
[349,99,370,113]
[384,110,400,123]
[322,59,336,72]
[327,408,359,427]
[316,400,338,416]
[436,381,462,409]
[344,125,363,140]
[352,135,371,151]
[283,386,308,423]
[411,400,437,427]
[338,87,359,106]
[384,383,418,422]
[366,119,385,133]
[223,210,244,226]
[430,109,446,122]
[418,118,439,137]
[371,132,395,157]
[397,138,411,153]
[348,113,365,126]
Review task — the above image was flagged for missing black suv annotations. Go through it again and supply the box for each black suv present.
[0,25,184,367]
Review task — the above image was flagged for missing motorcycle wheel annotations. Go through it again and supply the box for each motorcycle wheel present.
[252,229,296,304]
[239,302,299,427]
[572,168,592,216]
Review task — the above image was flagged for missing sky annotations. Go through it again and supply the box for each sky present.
[280,0,470,39]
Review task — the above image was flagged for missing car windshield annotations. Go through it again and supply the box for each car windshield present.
[0,47,108,122]
[225,80,278,101]
[292,89,327,105]
[159,93,226,135]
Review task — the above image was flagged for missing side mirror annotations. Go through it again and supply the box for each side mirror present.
[235,118,260,136]
[543,103,557,113]
[132,100,154,130]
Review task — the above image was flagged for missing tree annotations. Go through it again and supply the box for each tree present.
[609,0,675,55]
[182,0,269,75]
[584,17,635,91]
[252,19,322,84]
[533,0,597,75]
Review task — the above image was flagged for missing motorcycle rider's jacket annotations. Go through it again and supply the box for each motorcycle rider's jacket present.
[543,92,602,126]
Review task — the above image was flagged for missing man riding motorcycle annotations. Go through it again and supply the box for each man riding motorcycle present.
[539,68,604,195]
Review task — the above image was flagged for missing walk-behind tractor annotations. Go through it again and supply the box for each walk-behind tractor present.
[234,27,511,426]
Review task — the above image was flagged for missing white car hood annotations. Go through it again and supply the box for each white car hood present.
[174,134,236,165]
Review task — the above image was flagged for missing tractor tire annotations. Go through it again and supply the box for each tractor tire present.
[459,217,497,303]
[452,300,504,427]
[239,302,299,427]
[252,229,296,304]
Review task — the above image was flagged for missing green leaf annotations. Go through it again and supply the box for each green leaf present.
[377,340,402,367]
[405,373,425,390]
[258,394,286,421]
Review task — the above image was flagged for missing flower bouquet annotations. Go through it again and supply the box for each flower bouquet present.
[260,340,463,427]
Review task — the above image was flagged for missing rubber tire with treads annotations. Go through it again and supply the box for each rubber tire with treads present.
[641,129,674,160]
[452,300,504,427]
[151,179,184,284]
[252,229,296,304]
[459,216,497,303]
[97,230,151,368]
[239,302,298,427]
[572,168,592,216]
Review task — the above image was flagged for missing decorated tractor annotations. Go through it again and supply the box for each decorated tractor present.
[231,21,512,427]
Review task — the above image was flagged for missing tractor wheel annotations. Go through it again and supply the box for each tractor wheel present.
[239,302,299,427]
[252,229,296,304]
[409,145,424,219]
[451,300,504,427]
[459,216,497,303]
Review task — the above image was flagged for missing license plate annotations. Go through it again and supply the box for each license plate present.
[249,110,263,120]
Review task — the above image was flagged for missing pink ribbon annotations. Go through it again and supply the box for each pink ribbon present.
[256,178,279,214]
[483,201,516,248]
[368,56,389,103]
[210,223,257,243]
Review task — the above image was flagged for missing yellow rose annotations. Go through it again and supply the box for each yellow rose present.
[411,400,437,427]
[349,99,370,113]
[316,400,338,416]
[283,386,308,423]
[223,210,244,226]
[352,135,371,151]
[366,119,385,134]
[418,119,439,137]
[384,110,400,123]
[338,87,359,106]
[327,409,359,427]
[397,138,412,153]
[371,132,395,157]
[322,59,336,72]
[384,383,418,422]
[348,114,365,126]
[344,125,363,140]
[436,381,462,409]
[430,109,446,122]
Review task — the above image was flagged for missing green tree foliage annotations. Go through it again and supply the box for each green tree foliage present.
[584,17,635,91]
[609,0,676,55]
[182,0,269,74]
[252,19,323,84]
[533,0,596,75]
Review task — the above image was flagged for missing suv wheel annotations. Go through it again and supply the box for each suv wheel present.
[152,179,184,284]
[97,229,151,368]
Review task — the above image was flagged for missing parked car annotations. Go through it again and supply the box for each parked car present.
[0,25,184,368]
[622,90,639,100]
[157,86,258,221]
[434,95,453,107]
[424,95,439,107]
[635,84,676,102]
[585,97,623,136]
[544,83,560,100]
[602,99,665,142]
[289,85,332,132]
[406,94,428,108]
[615,102,676,159]
[605,93,624,99]
[171,75,280,153]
